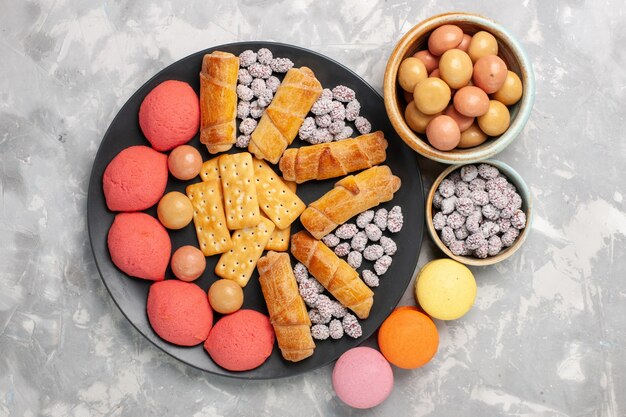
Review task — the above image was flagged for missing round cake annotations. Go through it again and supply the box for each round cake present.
[378,307,439,369]
[107,212,171,281]
[332,346,394,409]
[415,258,477,320]
[147,280,213,346]
[204,310,274,372]
[102,145,168,212]
[138,80,200,151]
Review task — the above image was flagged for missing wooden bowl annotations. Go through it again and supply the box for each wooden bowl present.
[425,160,532,266]
[383,12,535,164]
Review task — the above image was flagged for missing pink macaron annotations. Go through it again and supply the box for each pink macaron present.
[332,347,394,409]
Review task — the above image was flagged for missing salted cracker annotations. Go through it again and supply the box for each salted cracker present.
[200,156,220,181]
[265,226,291,252]
[253,158,305,229]
[218,152,261,230]
[186,180,232,256]
[215,217,275,287]
[265,181,297,252]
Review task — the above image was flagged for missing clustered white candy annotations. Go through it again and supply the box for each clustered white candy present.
[325,206,403,287]
[432,164,527,258]
[299,85,371,144]
[235,48,294,148]
[295,262,363,341]
[295,206,404,341]
[236,49,373,149]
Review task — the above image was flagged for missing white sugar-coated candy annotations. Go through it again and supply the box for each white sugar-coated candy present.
[362,270,379,287]
[374,255,392,275]
[293,263,308,283]
[347,251,362,269]
[335,223,358,239]
[356,210,375,228]
[363,244,384,261]
[379,236,397,256]
[365,223,382,241]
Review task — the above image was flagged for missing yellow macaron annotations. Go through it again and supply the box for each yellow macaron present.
[415,259,476,320]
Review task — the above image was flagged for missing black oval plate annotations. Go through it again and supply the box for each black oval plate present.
[87,42,424,379]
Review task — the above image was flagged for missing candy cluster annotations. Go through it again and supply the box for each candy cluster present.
[294,263,362,340]
[432,164,526,258]
[235,48,294,148]
[299,86,372,144]
[322,206,403,287]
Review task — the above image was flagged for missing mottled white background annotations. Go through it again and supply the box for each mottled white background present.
[1,0,624,416]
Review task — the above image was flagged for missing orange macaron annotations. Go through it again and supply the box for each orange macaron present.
[377,307,439,369]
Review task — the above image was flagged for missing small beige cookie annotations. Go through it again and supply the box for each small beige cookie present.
[200,156,220,181]
[215,217,275,287]
[264,182,297,252]
[219,152,261,230]
[186,180,232,256]
[253,158,305,230]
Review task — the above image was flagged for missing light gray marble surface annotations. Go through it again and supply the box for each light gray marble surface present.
[1,0,625,416]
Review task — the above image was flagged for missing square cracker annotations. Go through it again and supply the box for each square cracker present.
[186,180,232,256]
[200,156,220,181]
[265,182,297,252]
[253,158,305,230]
[265,226,291,252]
[215,217,275,287]
[219,152,261,230]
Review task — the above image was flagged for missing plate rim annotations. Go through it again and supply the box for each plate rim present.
[87,40,424,380]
